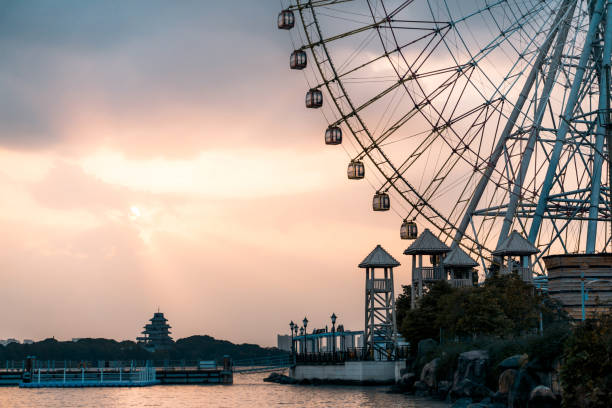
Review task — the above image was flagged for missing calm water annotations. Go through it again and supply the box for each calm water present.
[0,372,448,407]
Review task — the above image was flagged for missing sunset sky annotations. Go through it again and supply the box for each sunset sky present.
[0,1,411,346]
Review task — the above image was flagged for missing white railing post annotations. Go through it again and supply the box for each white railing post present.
[100,367,103,383]
[81,367,84,383]
[63,368,66,383]
[119,367,122,382]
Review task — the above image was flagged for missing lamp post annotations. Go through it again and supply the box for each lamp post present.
[303,317,309,355]
[581,272,585,321]
[582,275,612,321]
[299,327,304,356]
[330,313,337,358]
[289,321,295,357]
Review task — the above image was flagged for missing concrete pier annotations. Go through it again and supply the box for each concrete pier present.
[290,361,403,384]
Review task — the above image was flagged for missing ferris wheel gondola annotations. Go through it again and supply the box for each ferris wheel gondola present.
[290,50,307,70]
[325,126,342,145]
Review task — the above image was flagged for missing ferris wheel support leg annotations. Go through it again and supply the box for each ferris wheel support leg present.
[529,0,607,246]
[586,1,612,253]
[497,1,577,250]
[450,0,573,248]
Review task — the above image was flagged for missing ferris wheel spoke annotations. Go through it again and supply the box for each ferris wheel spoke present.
[286,0,355,11]
[351,66,475,157]
[385,98,505,199]
[331,29,447,85]
[426,0,553,108]
[361,1,553,168]
[358,0,550,167]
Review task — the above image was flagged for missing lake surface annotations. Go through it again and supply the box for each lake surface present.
[0,372,448,407]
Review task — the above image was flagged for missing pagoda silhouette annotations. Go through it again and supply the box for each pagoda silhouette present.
[137,310,174,351]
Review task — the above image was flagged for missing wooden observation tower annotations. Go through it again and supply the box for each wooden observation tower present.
[358,245,400,360]
[404,229,451,308]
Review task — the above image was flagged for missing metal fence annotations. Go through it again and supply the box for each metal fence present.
[1,360,219,371]
[295,346,410,364]
[25,367,156,384]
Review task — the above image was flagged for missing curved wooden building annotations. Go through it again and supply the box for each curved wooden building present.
[543,254,612,320]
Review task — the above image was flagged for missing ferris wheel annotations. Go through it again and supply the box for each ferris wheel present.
[277,0,612,275]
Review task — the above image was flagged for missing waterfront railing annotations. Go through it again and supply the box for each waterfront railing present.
[17,366,158,388]
[295,346,410,364]
[1,359,217,371]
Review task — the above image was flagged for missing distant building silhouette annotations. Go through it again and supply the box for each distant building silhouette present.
[137,311,174,351]
[277,335,291,352]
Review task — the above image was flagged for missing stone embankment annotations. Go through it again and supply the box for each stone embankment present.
[390,339,561,408]
[264,372,386,386]
[264,372,299,384]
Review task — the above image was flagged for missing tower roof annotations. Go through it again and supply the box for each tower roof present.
[492,230,539,256]
[403,229,451,255]
[442,246,479,267]
[358,245,400,268]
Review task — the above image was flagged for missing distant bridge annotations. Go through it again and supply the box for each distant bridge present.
[232,355,293,374]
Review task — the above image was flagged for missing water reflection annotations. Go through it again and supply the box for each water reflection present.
[0,372,448,407]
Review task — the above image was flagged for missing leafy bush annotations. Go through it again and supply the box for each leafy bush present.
[397,275,567,352]
[561,314,612,407]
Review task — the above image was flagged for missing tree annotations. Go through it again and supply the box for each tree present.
[395,285,412,327]
[398,281,455,351]
[396,274,567,349]
[436,287,511,339]
[485,274,541,335]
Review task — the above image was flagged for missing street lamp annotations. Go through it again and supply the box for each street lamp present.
[303,317,308,355]
[330,313,337,356]
[289,321,295,357]
[299,326,304,355]
[581,273,612,321]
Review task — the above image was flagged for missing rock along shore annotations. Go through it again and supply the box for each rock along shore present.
[389,339,561,408]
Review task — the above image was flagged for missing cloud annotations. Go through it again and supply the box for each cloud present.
[0,1,326,156]
[29,161,130,211]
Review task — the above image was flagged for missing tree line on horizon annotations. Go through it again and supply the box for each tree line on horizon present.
[0,335,287,362]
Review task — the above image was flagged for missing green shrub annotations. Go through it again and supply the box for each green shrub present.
[397,275,568,352]
[561,314,612,408]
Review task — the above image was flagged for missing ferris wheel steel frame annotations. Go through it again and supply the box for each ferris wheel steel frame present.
[284,0,612,274]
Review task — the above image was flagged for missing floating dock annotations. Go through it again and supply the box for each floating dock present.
[0,358,234,388]
[19,367,158,388]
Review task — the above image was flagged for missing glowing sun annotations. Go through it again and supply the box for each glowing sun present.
[130,206,141,218]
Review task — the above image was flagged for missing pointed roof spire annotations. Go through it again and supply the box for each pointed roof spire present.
[442,246,479,267]
[403,228,451,255]
[358,245,400,268]
[492,230,539,256]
